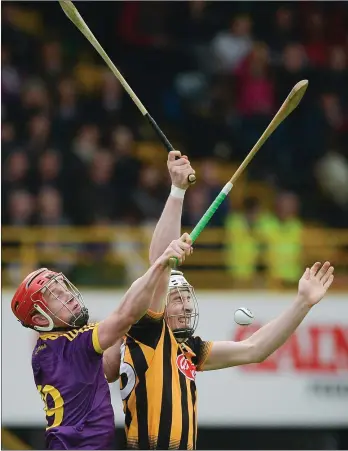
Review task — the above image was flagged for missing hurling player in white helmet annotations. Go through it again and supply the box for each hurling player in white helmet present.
[165,269,199,342]
[114,151,334,450]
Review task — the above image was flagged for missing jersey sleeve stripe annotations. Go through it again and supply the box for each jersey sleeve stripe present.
[92,324,103,354]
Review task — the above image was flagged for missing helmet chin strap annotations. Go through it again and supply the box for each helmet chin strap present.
[33,305,55,332]
[173,327,194,342]
[32,305,89,332]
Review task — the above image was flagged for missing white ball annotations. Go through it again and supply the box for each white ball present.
[234,307,254,326]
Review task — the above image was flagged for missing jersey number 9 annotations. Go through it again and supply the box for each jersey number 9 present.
[37,385,64,429]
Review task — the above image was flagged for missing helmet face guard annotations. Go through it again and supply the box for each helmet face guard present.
[11,268,89,332]
[33,273,89,332]
[165,271,199,342]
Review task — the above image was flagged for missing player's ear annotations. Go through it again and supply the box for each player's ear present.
[32,313,49,327]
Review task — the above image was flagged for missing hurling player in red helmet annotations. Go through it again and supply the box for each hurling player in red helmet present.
[11,234,193,450]
[12,269,89,332]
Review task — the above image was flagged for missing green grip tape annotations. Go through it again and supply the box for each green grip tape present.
[170,183,232,268]
[190,191,227,243]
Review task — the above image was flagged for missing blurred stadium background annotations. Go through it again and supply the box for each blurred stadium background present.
[2,1,348,449]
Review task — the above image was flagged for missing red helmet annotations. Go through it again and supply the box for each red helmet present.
[11,268,89,331]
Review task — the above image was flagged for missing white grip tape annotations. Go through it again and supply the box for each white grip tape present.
[222,182,233,195]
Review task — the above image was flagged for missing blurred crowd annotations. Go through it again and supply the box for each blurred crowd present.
[2,1,348,285]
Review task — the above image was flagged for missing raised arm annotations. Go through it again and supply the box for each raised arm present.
[148,150,195,312]
[149,150,195,264]
[202,262,334,371]
[97,234,193,352]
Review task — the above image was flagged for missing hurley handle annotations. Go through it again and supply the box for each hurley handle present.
[169,182,233,268]
[146,114,196,185]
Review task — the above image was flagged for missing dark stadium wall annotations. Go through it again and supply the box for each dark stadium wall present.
[4,426,348,450]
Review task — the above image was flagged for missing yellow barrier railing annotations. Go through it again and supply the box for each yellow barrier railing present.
[2,226,348,289]
[1,428,32,450]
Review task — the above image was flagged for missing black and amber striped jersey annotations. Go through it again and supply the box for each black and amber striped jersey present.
[119,310,212,450]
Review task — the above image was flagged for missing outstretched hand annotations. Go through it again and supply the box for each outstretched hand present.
[297,261,334,307]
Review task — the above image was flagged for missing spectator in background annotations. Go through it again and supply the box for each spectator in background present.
[323,46,348,106]
[225,197,267,285]
[132,165,167,222]
[25,114,52,156]
[34,150,70,214]
[182,183,209,228]
[56,77,78,113]
[72,124,100,165]
[36,150,63,187]
[40,40,65,90]
[5,190,35,226]
[233,42,276,174]
[111,125,134,156]
[302,11,328,68]
[266,6,298,57]
[36,186,76,276]
[1,45,21,107]
[315,148,348,227]
[226,192,303,287]
[66,124,102,224]
[276,43,309,100]
[81,68,128,126]
[1,122,17,162]
[211,14,253,73]
[322,91,348,151]
[111,125,141,219]
[118,2,170,50]
[234,42,275,116]
[320,92,347,140]
[3,150,33,192]
[2,150,33,224]
[80,150,116,224]
[20,80,50,129]
[98,70,124,125]
[3,190,36,285]
[263,191,303,287]
[36,186,69,226]
[173,0,217,49]
[53,76,81,147]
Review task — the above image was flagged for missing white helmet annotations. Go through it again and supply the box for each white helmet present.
[166,270,199,341]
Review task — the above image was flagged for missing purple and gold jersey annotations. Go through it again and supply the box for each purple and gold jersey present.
[32,323,115,450]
